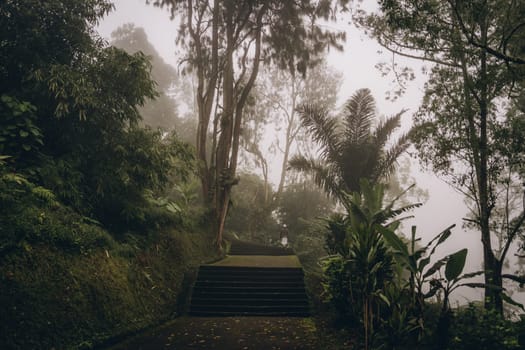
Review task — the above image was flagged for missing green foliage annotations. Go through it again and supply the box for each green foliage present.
[290,88,411,201]
[0,95,42,165]
[0,167,113,254]
[84,128,195,231]
[321,255,356,322]
[0,229,219,350]
[321,180,417,349]
[360,0,525,312]
[381,223,498,346]
[374,282,420,350]
[0,0,199,234]
[324,213,348,256]
[226,172,277,242]
[449,304,520,350]
[0,2,219,349]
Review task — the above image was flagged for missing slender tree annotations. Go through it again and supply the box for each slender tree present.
[150,0,344,246]
[245,61,343,202]
[358,0,525,312]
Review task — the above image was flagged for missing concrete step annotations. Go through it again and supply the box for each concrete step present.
[196,272,304,282]
[189,247,310,316]
[229,240,294,256]
[189,310,310,317]
[193,280,305,289]
[190,304,310,314]
[191,297,309,306]
[192,291,307,299]
[191,286,307,295]
[198,265,304,275]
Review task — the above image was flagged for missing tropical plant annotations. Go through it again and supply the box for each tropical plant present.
[358,0,525,313]
[321,180,421,350]
[241,61,343,204]
[290,88,411,202]
[380,224,507,349]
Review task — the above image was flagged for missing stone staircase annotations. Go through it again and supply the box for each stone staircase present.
[189,240,310,317]
[228,240,294,256]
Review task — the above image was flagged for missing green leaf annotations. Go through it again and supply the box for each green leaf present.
[427,225,455,255]
[22,144,31,151]
[378,225,409,256]
[423,256,448,278]
[377,292,391,307]
[19,130,29,137]
[418,256,431,271]
[459,270,484,280]
[445,248,467,281]
[501,293,525,311]
[166,202,181,214]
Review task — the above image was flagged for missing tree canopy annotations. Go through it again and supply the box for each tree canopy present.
[0,0,193,231]
[357,0,525,312]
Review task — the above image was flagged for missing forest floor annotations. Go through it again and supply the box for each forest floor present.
[104,316,355,350]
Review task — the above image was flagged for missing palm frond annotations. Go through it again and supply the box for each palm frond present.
[289,155,341,199]
[375,203,423,224]
[342,88,375,144]
[373,110,405,149]
[297,103,341,160]
[375,132,412,180]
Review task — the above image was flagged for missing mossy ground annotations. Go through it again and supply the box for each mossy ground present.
[0,228,220,350]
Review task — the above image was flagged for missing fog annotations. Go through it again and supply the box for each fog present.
[97,0,523,306]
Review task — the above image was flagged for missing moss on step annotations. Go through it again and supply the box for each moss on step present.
[210,255,302,268]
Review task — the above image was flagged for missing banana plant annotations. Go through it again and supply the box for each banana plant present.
[379,224,495,328]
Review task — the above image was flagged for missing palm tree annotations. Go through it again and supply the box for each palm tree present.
[289,88,410,200]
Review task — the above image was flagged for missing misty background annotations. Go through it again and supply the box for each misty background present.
[96,0,523,305]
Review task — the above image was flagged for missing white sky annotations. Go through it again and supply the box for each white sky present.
[97,0,525,305]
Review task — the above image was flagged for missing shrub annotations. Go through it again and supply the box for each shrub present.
[449,303,520,350]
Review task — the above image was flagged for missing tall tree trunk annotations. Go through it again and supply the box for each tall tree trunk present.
[192,0,219,203]
[454,6,502,312]
[276,71,297,201]
[478,13,502,312]
[215,5,265,246]
[214,4,235,247]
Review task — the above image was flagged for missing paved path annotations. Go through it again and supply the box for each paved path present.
[107,316,324,350]
[105,243,354,349]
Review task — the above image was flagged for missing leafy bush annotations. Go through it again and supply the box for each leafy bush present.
[321,255,356,323]
[449,304,520,350]
[0,168,114,254]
